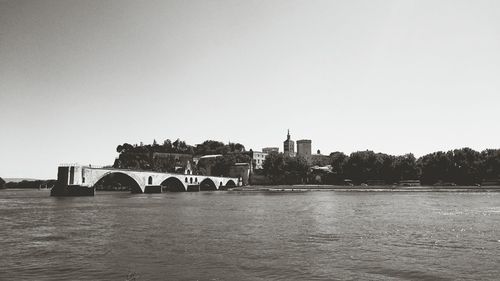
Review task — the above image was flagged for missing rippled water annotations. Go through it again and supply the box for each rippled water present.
[1,189,499,280]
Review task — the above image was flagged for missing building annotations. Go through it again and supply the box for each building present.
[311,150,331,166]
[248,150,268,170]
[262,147,279,154]
[309,165,334,184]
[229,163,250,186]
[197,154,223,176]
[296,139,312,161]
[283,129,295,157]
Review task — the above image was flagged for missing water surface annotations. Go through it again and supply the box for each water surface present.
[0,189,499,280]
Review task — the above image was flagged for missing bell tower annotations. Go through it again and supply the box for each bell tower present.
[283,129,295,157]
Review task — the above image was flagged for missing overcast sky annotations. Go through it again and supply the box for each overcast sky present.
[1,0,499,179]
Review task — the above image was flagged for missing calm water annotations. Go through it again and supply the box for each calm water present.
[0,189,499,281]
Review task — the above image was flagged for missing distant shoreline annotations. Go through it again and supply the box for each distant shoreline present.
[3,185,500,193]
[230,185,500,192]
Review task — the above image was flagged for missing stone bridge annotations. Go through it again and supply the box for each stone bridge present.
[51,165,240,196]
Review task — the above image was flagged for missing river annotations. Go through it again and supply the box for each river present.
[0,189,499,280]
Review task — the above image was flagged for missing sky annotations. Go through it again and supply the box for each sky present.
[1,0,499,179]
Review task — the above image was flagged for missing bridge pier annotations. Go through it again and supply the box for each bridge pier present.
[144,185,162,193]
[51,185,95,196]
[144,184,201,192]
[187,184,200,192]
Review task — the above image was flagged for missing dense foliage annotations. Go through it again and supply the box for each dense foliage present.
[0,177,5,188]
[327,148,499,185]
[195,140,245,156]
[114,139,247,174]
[115,139,245,157]
[116,139,194,155]
[262,153,309,184]
[418,148,500,185]
[4,180,57,189]
[342,151,418,184]
[261,148,500,185]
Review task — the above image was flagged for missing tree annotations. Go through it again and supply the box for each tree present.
[283,156,309,184]
[262,153,309,184]
[262,152,286,183]
[0,177,5,189]
[228,142,246,153]
[393,153,418,181]
[380,154,396,183]
[116,145,124,153]
[194,140,245,156]
[418,151,452,185]
[344,151,382,184]
[163,139,172,151]
[123,143,134,152]
[330,152,348,176]
[417,149,482,185]
[450,148,481,185]
[195,140,223,155]
[480,149,500,180]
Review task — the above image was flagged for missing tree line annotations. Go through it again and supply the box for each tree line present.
[1,179,57,189]
[112,139,500,185]
[262,148,500,185]
[113,139,248,176]
[116,139,245,156]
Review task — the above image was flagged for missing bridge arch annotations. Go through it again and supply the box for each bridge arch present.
[93,172,143,193]
[225,179,236,188]
[200,178,217,191]
[161,177,186,192]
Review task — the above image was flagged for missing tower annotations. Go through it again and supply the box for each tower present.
[283,129,295,157]
[297,139,312,162]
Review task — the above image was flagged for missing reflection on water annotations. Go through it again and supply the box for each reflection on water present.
[0,189,499,280]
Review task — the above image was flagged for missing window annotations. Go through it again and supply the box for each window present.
[69,167,75,185]
[148,176,153,185]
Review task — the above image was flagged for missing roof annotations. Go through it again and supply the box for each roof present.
[199,154,223,159]
[311,165,333,172]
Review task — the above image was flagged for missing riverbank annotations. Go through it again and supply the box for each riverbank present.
[230,185,500,192]
[2,179,56,189]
